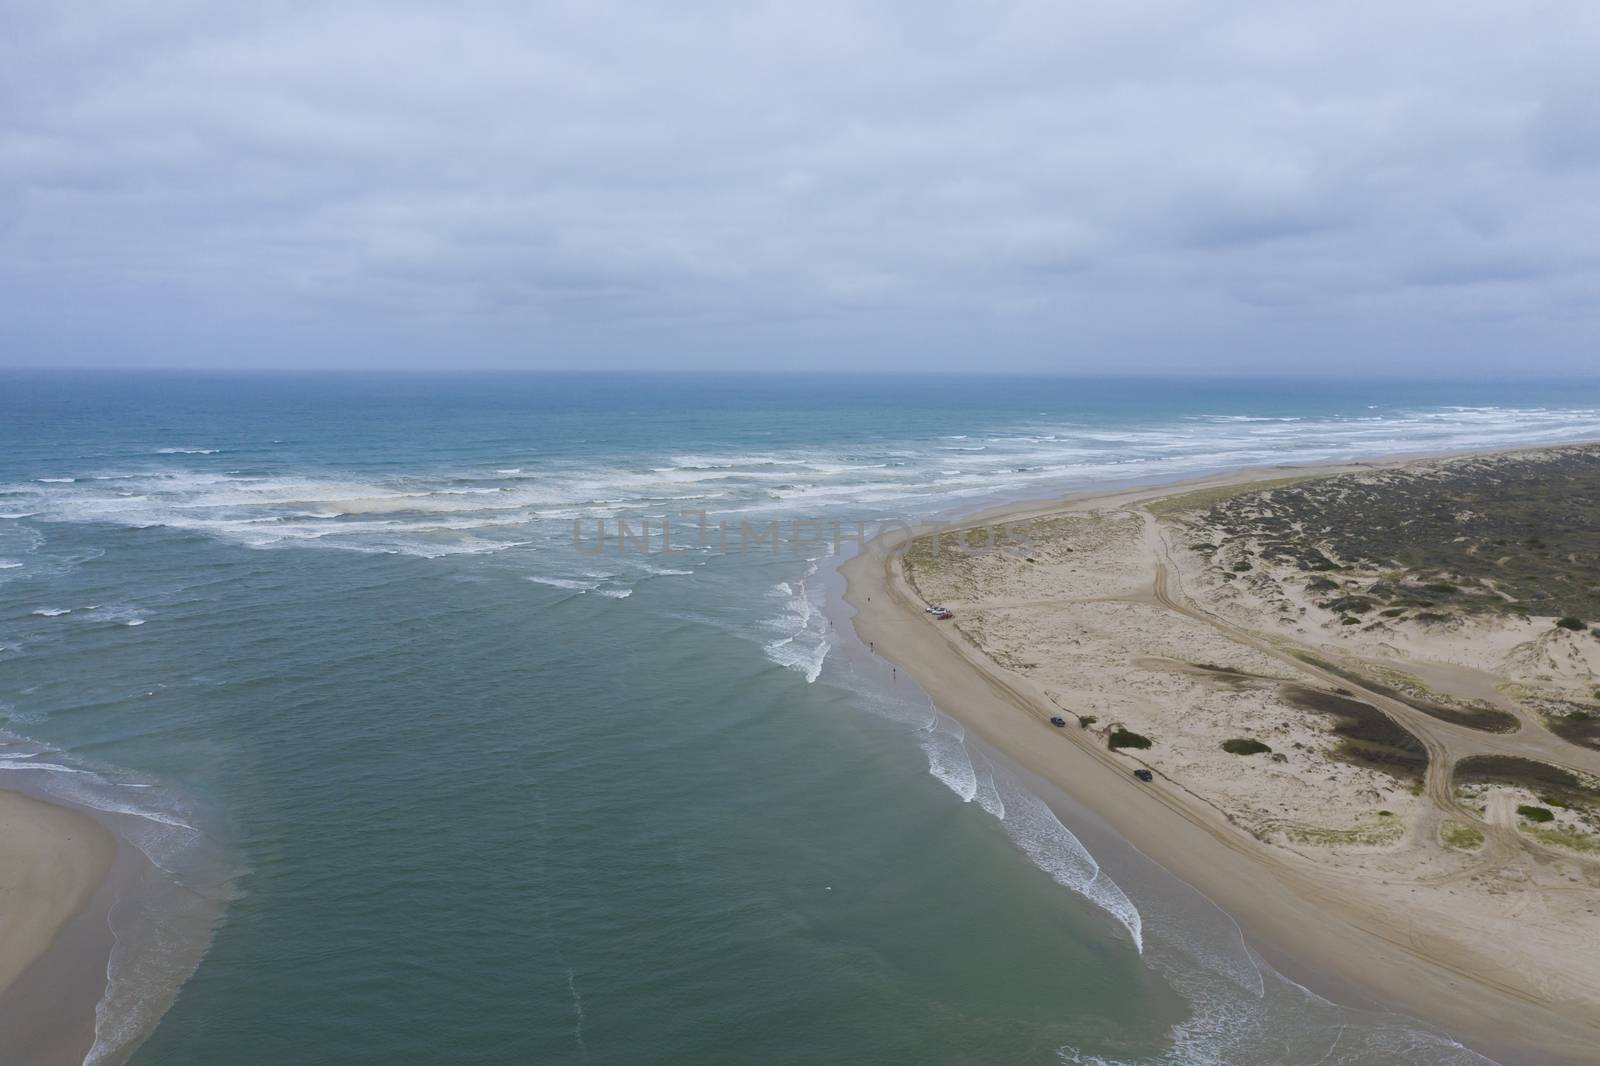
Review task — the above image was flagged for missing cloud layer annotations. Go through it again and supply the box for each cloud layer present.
[4,2,1598,371]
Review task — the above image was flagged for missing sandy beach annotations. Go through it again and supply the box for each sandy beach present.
[0,788,116,1066]
[843,445,1600,1066]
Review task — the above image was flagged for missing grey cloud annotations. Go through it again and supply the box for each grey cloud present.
[3,1,1599,372]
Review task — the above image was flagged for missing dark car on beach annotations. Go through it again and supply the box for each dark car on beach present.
[1133,769,1154,782]
[1049,716,1066,727]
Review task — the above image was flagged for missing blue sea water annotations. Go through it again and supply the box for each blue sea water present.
[3,371,1599,1065]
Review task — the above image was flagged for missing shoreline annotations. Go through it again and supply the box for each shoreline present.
[0,786,117,1066]
[841,444,1600,1066]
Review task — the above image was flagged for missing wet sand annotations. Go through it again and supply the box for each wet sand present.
[0,788,116,1066]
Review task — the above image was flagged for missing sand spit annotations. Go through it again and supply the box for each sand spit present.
[0,788,116,1065]
[844,443,1600,1066]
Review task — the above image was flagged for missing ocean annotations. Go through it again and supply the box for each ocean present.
[4,370,1598,1065]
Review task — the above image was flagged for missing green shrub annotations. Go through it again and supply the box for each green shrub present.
[1517,805,1555,823]
[1077,715,1097,729]
[1109,729,1152,751]
[1529,826,1600,853]
[1221,738,1271,755]
[1555,616,1588,631]
[1327,596,1374,614]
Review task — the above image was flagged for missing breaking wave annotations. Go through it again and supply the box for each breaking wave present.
[3,402,1596,560]
[762,562,831,683]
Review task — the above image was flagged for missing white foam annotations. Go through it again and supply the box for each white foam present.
[971,750,1007,819]
[155,448,219,455]
[7,402,1600,566]
[921,712,978,802]
[916,723,1143,951]
[635,563,694,576]
[991,768,1143,950]
[32,607,71,616]
[595,587,633,599]
[527,576,601,591]
[762,562,830,683]
[0,759,94,774]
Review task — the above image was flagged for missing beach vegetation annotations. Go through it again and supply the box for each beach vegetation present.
[1324,596,1374,614]
[1221,738,1271,755]
[1169,449,1600,623]
[1556,616,1587,631]
[1284,819,1405,847]
[1281,683,1427,783]
[1454,756,1600,812]
[1534,699,1600,750]
[1287,654,1518,733]
[1440,822,1484,850]
[1144,475,1325,518]
[1517,805,1555,822]
[1528,826,1600,853]
[1108,728,1152,751]
[1077,715,1097,729]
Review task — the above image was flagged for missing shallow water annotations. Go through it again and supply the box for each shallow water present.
[3,371,1594,1064]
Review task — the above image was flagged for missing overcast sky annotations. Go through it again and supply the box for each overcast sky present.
[3,2,1598,373]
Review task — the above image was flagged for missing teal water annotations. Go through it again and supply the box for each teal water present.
[4,372,1599,1064]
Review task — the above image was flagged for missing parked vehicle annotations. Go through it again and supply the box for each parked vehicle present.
[1133,769,1154,782]
[1049,716,1066,727]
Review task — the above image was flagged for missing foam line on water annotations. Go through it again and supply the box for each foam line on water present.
[988,763,1144,951]
[6,402,1599,559]
[920,711,978,802]
[528,576,602,592]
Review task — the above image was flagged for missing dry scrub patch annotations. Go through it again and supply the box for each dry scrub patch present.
[1161,447,1600,747]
